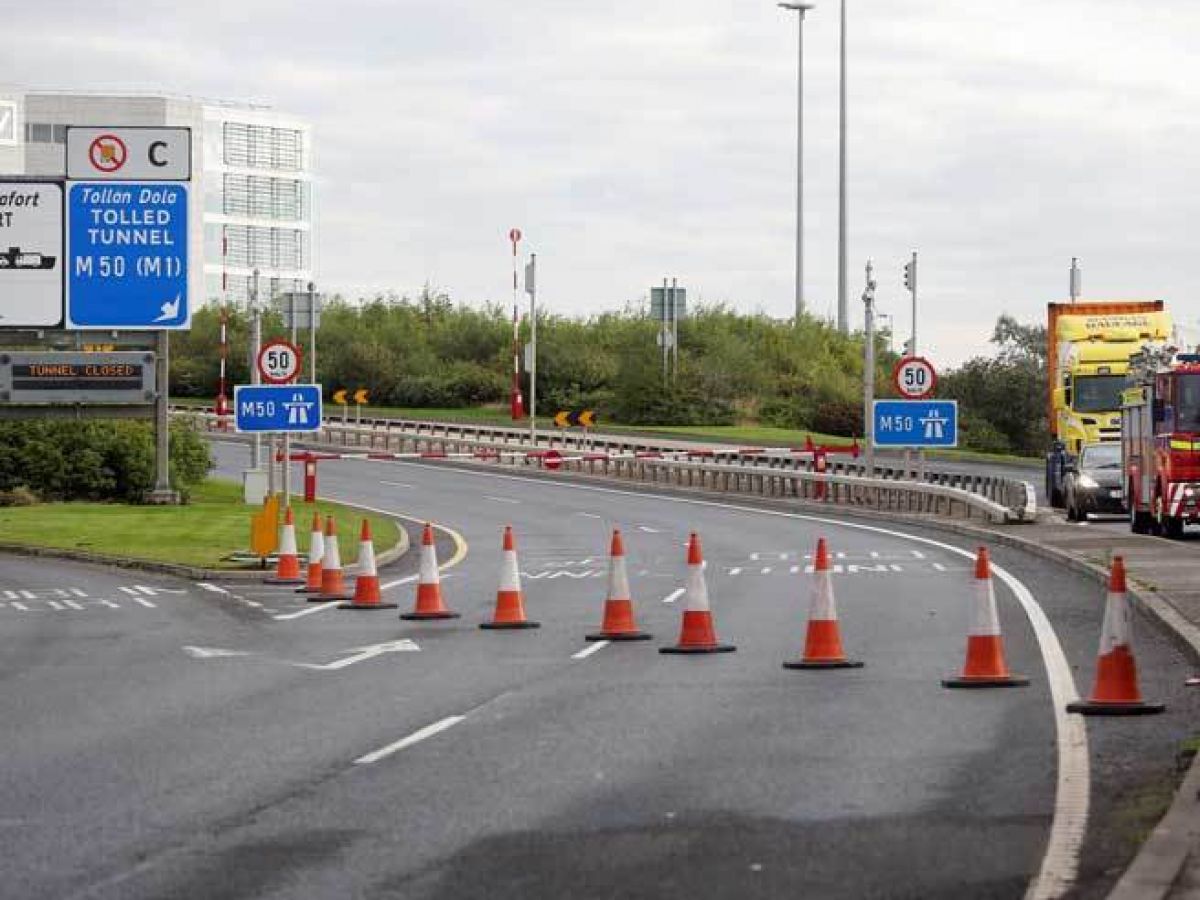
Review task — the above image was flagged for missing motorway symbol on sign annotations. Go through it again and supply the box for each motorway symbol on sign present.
[0,180,63,326]
[353,388,369,405]
[872,400,958,448]
[66,182,190,329]
[257,339,302,384]
[893,356,937,400]
[553,409,596,428]
[234,384,322,433]
[66,127,192,181]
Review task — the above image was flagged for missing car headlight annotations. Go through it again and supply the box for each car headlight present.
[1187,488,1196,498]
[1077,474,1099,489]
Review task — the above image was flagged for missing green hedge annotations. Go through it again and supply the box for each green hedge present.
[0,421,212,503]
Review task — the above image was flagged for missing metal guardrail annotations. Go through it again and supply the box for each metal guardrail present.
[180,409,1019,524]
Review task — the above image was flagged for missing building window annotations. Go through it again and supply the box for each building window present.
[52,124,67,143]
[26,122,53,143]
[222,224,307,271]
[222,123,304,171]
[222,174,305,220]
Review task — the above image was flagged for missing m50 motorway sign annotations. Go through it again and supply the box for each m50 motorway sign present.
[872,400,958,449]
[234,384,322,433]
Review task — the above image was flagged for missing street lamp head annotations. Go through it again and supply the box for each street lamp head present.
[778,1,816,11]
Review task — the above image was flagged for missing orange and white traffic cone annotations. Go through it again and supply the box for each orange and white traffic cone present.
[942,547,1028,688]
[265,506,304,585]
[660,532,735,654]
[480,525,539,629]
[783,537,862,670]
[401,523,460,620]
[317,515,353,602]
[339,519,397,610]
[586,529,651,641]
[1068,556,1164,715]
[298,512,325,597]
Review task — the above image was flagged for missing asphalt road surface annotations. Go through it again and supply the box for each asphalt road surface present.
[1,441,1196,900]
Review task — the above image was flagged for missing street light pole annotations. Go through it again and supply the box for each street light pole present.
[862,259,876,477]
[837,0,849,334]
[778,2,815,322]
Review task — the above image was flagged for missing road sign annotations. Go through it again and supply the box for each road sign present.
[234,384,322,433]
[0,351,156,404]
[893,356,937,399]
[0,181,63,327]
[554,409,596,428]
[543,448,563,471]
[66,182,190,329]
[66,127,192,181]
[872,400,958,448]
[257,339,301,384]
[276,291,322,330]
[509,228,522,245]
[333,389,348,405]
[353,388,369,405]
[650,286,687,321]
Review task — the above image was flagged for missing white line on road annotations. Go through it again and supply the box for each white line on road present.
[366,460,1089,894]
[380,481,414,488]
[575,512,603,519]
[484,495,520,504]
[132,597,157,608]
[663,588,686,604]
[727,567,743,576]
[381,573,421,591]
[637,525,661,533]
[196,582,230,594]
[571,640,610,660]
[354,715,467,765]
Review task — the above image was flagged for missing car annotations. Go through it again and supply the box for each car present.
[1064,442,1125,521]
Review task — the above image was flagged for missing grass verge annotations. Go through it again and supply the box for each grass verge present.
[0,479,402,570]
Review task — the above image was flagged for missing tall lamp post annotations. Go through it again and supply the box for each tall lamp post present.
[837,0,849,333]
[778,1,815,322]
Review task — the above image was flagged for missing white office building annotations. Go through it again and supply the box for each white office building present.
[0,89,313,307]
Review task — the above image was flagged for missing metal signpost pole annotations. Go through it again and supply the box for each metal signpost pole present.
[671,278,679,381]
[527,253,538,444]
[862,260,876,477]
[149,330,175,502]
[282,287,297,510]
[308,281,317,383]
[662,277,669,385]
[907,251,924,481]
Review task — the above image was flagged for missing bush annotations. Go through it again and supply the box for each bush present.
[811,399,863,438]
[0,485,39,507]
[0,421,212,503]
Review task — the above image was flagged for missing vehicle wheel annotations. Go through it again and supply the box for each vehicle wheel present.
[1163,516,1184,539]
[1065,491,1078,521]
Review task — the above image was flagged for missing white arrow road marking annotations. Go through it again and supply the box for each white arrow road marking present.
[354,715,466,765]
[183,646,252,659]
[297,639,420,671]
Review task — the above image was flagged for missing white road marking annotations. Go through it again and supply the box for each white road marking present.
[663,588,686,604]
[20,590,36,600]
[572,641,610,660]
[299,639,420,671]
[380,573,420,591]
[10,601,28,611]
[576,512,603,519]
[637,525,661,533]
[61,598,84,610]
[196,582,230,594]
[484,495,520,504]
[790,565,801,574]
[354,715,467,765]
[380,481,414,488]
[367,460,1088,894]
[273,600,342,621]
[71,588,88,598]
[728,567,743,576]
[184,646,251,659]
[132,597,157,608]
[760,566,772,575]
[933,563,947,572]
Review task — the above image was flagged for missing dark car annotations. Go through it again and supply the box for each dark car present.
[1064,442,1125,520]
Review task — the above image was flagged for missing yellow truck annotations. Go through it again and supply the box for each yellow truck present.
[1045,300,1172,508]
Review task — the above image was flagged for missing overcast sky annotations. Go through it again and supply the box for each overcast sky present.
[8,0,1200,364]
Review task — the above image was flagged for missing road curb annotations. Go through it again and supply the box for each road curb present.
[0,499,411,583]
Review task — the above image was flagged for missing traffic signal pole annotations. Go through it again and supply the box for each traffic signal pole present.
[862,260,876,477]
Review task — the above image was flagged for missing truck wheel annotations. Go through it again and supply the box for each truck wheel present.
[1163,516,1184,539]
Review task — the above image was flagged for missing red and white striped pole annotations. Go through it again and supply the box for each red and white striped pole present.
[509,227,525,421]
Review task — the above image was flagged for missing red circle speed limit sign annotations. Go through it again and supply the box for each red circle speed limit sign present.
[893,356,937,399]
[257,339,302,384]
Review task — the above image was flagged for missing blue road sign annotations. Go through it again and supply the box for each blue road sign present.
[234,384,323,433]
[66,182,190,329]
[872,400,958,448]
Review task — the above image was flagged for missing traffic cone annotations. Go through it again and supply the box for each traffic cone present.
[1068,557,1165,715]
[339,519,397,610]
[783,537,863,669]
[942,547,1028,688]
[660,533,735,654]
[298,512,325,597]
[265,506,304,585]
[317,515,353,602]
[401,523,460,620]
[480,525,539,629]
[586,529,651,641]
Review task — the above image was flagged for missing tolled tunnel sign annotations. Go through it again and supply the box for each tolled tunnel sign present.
[0,352,157,404]
[66,182,190,329]
[65,127,192,181]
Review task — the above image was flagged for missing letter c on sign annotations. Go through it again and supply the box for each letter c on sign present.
[148,141,168,167]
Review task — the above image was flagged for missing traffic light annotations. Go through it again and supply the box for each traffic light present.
[903,258,916,292]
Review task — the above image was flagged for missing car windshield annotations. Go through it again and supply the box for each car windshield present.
[1080,443,1121,469]
[1073,375,1129,413]
[1177,373,1200,432]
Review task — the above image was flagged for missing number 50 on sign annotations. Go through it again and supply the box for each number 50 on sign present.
[257,339,302,384]
[892,356,937,399]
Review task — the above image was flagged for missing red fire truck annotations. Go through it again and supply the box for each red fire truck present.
[1122,349,1200,537]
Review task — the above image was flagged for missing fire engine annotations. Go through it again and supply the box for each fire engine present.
[1122,347,1200,537]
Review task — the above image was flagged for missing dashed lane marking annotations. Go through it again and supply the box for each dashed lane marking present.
[663,588,686,604]
[354,715,467,766]
[571,641,610,660]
